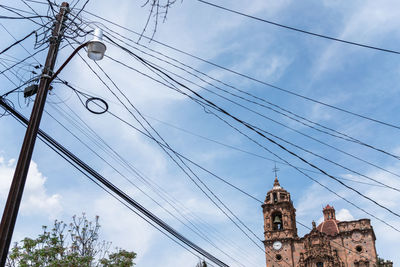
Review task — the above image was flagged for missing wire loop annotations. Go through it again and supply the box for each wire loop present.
[85,96,108,114]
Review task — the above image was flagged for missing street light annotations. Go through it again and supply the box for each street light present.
[24,29,107,98]
[87,28,106,61]
[0,15,107,266]
[49,28,107,84]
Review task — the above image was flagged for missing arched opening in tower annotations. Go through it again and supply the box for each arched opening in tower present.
[271,212,283,230]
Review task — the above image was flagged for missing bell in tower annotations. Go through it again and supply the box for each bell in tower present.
[262,175,298,238]
[273,215,281,224]
[273,213,282,230]
[262,174,298,267]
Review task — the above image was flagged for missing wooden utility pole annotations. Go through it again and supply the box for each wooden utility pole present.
[0,3,69,266]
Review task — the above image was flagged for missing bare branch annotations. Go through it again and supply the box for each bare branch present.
[138,0,180,42]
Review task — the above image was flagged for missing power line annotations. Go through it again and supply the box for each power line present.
[0,30,36,56]
[20,0,46,26]
[0,4,41,19]
[0,15,48,20]
[90,28,400,185]
[56,78,390,190]
[1,1,386,266]
[0,3,43,16]
[51,85,261,265]
[3,2,390,264]
[49,86,379,265]
[0,4,51,28]
[125,50,400,218]
[104,101,380,264]
[0,98,230,267]
[62,79,392,201]
[53,77,380,265]
[100,43,400,195]
[103,51,400,194]
[77,10,400,131]
[44,103,249,267]
[0,58,37,76]
[105,44,400,191]
[204,108,400,233]
[70,45,289,265]
[123,36,400,162]
[98,27,400,170]
[57,80,387,265]
[105,46,400,232]
[197,0,400,55]
[88,60,278,263]
[62,80,384,267]
[135,114,391,189]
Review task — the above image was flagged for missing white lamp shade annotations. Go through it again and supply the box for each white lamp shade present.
[87,28,106,60]
[87,41,106,61]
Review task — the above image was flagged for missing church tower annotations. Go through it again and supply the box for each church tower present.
[261,173,387,267]
[262,176,297,266]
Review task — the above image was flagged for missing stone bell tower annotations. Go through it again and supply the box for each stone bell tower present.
[261,173,388,267]
[262,176,297,266]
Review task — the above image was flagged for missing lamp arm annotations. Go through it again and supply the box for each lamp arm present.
[48,41,89,84]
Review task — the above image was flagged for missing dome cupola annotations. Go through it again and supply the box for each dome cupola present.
[317,205,340,236]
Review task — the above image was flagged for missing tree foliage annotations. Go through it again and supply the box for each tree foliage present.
[6,214,136,267]
[196,260,207,267]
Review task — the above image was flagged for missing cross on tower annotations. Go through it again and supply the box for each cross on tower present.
[272,163,279,178]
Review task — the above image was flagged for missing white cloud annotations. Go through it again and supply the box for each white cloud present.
[296,181,344,218]
[225,0,291,19]
[391,146,400,158]
[92,195,155,260]
[316,209,354,225]
[305,92,352,123]
[2,0,400,265]
[336,208,354,221]
[231,52,293,83]
[161,250,199,267]
[296,164,400,263]
[308,103,333,122]
[313,0,400,77]
[0,157,62,218]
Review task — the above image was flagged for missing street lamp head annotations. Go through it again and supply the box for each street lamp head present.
[47,28,107,85]
[87,28,106,61]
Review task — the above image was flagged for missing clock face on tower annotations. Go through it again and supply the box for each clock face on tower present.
[273,241,282,250]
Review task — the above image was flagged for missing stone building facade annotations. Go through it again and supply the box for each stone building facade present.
[262,176,385,267]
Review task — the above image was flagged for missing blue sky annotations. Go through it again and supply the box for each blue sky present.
[1,0,400,266]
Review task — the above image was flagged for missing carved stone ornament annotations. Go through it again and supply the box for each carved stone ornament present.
[352,231,363,242]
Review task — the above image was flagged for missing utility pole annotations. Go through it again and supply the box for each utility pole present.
[0,2,69,266]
